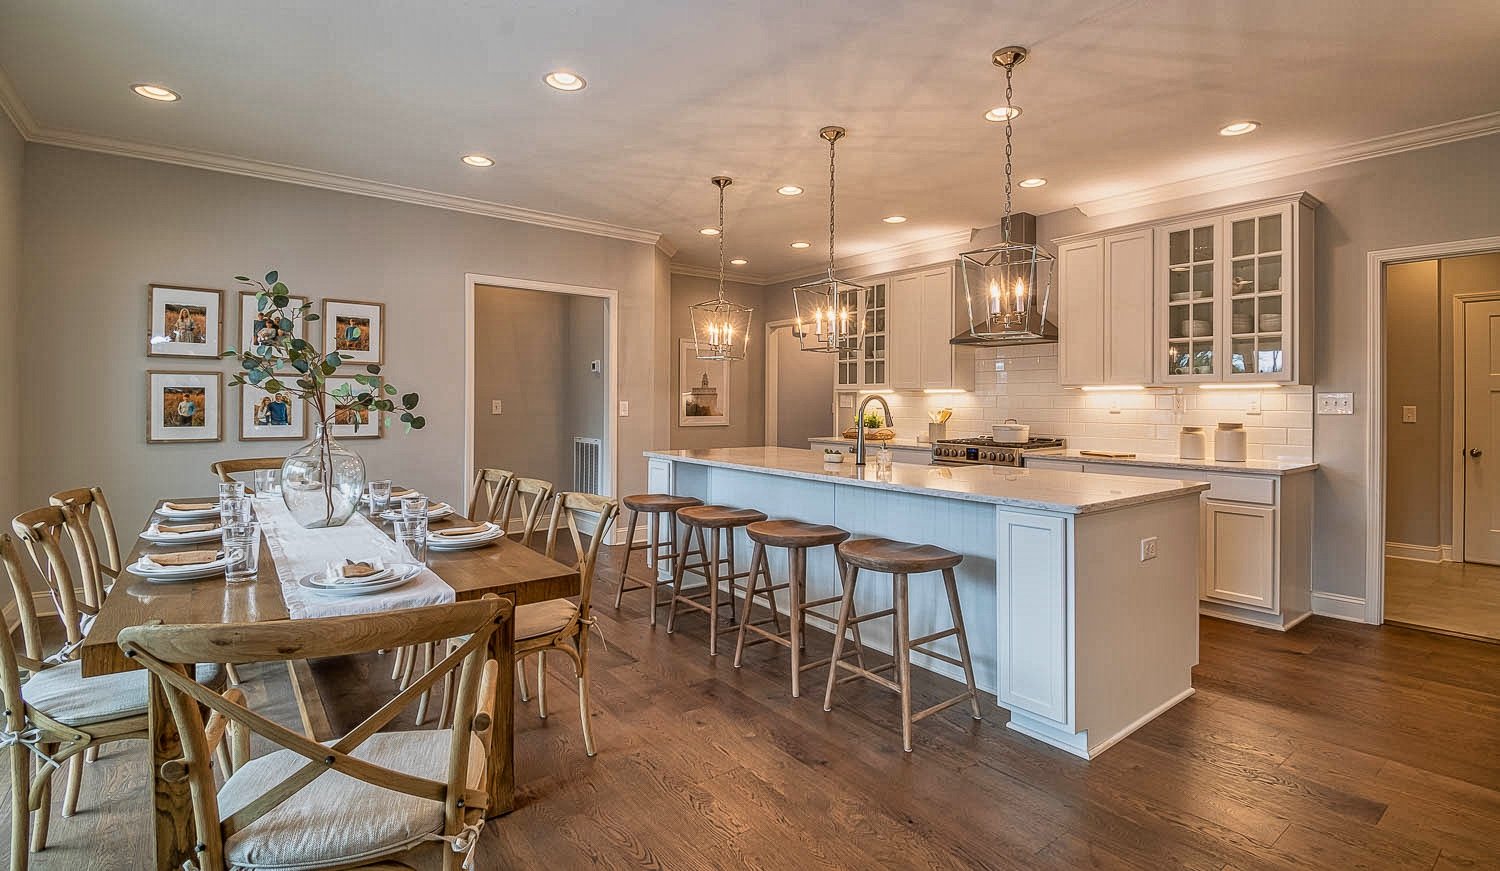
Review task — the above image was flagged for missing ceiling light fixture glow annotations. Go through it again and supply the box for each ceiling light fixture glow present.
[131,83,180,102]
[1219,120,1260,136]
[699,227,720,236]
[984,105,1021,122]
[777,185,804,196]
[543,71,586,91]
[882,215,908,224]
[790,241,811,249]
[461,154,495,167]
[1018,177,1047,188]
[729,258,748,265]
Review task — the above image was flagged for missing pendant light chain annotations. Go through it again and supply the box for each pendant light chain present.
[1001,57,1015,246]
[827,132,837,273]
[717,180,727,299]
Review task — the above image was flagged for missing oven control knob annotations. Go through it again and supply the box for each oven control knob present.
[981,451,994,461]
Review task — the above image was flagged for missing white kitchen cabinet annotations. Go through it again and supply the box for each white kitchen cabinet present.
[1202,500,1276,609]
[1057,230,1153,387]
[887,264,974,392]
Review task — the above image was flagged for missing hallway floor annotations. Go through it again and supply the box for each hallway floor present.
[1385,556,1500,642]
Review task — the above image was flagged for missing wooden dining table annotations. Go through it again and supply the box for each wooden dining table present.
[81,497,580,871]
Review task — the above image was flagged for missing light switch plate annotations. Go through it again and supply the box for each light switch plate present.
[1247,398,1261,415]
[1140,537,1159,562]
[490,400,502,415]
[1316,392,1355,415]
[618,400,630,417]
[1402,405,1418,423]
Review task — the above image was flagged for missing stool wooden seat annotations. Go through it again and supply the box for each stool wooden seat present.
[825,537,981,752]
[614,493,703,625]
[734,519,866,697]
[667,505,767,654]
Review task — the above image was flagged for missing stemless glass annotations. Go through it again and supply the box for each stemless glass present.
[223,521,261,583]
[218,481,246,502]
[400,495,429,521]
[368,479,394,517]
[254,468,282,496]
[219,495,252,527]
[393,518,428,565]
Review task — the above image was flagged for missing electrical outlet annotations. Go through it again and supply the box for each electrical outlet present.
[1174,393,1188,414]
[618,400,630,417]
[1140,537,1159,562]
[490,400,502,415]
[1109,400,1122,415]
[1402,405,1418,423]
[1247,398,1261,415]
[1316,392,1355,415]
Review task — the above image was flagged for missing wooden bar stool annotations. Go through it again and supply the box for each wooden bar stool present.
[666,504,767,654]
[734,519,868,697]
[613,493,703,625]
[824,537,982,752]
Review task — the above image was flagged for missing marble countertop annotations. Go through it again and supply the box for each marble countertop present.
[808,435,931,449]
[647,447,1208,515]
[1038,450,1319,476]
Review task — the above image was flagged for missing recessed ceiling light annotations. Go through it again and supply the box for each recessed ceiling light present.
[730,258,748,266]
[882,215,908,224]
[1018,177,1047,188]
[790,241,811,249]
[984,105,1021,122]
[1219,120,1260,136]
[543,71,586,92]
[131,83,180,102]
[461,154,495,167]
[699,227,720,236]
[777,185,804,196]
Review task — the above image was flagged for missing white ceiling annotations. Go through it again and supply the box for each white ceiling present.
[3,0,1498,277]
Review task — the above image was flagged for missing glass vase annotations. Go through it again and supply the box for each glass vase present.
[281,423,366,528]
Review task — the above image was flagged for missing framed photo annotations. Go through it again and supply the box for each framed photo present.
[679,339,729,427]
[325,376,383,439]
[239,383,307,441]
[147,285,223,358]
[147,370,223,444]
[322,299,385,365]
[239,290,306,360]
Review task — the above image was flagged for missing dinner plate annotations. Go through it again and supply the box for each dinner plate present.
[126,555,229,582]
[297,563,423,597]
[140,524,223,544]
[300,565,399,589]
[379,502,454,522]
[428,523,504,550]
[156,503,222,520]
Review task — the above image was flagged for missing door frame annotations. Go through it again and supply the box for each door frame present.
[763,318,797,446]
[463,273,621,538]
[1449,290,1500,563]
[1366,236,1500,624]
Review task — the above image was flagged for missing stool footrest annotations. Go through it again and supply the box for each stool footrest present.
[909,628,959,648]
[911,691,979,724]
[798,648,877,672]
[845,607,896,625]
[909,645,965,668]
[802,594,844,609]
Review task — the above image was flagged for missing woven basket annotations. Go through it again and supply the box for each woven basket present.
[841,426,896,441]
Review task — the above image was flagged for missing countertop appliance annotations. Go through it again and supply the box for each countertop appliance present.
[931,436,1065,467]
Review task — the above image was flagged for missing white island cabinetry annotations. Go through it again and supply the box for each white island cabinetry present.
[646,447,1206,759]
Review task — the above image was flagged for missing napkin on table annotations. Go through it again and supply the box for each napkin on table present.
[164,501,216,511]
[143,550,219,568]
[157,521,218,534]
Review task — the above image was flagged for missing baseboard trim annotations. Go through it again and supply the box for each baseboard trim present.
[1311,591,1368,623]
[3,590,64,633]
[1384,541,1454,563]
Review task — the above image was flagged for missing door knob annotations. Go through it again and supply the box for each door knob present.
[1471,448,1484,458]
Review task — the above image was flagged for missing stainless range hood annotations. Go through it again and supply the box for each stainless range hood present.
[950,213,1059,347]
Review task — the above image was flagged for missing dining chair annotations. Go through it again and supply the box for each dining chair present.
[210,457,285,493]
[0,533,246,870]
[496,477,554,548]
[117,598,508,871]
[47,487,122,598]
[466,467,515,522]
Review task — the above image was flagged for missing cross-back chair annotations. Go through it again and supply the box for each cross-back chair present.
[495,477,554,548]
[48,486,123,595]
[0,533,245,870]
[465,468,514,523]
[117,598,510,871]
[210,457,285,493]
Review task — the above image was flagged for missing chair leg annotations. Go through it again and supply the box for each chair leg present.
[648,512,663,626]
[29,747,51,851]
[390,645,408,681]
[732,543,768,668]
[414,643,434,725]
[823,566,861,712]
[943,568,983,720]
[230,720,249,772]
[62,753,82,817]
[895,573,913,753]
[614,509,640,609]
[665,523,697,635]
[788,547,804,697]
[536,651,548,719]
[517,657,530,703]
[9,743,29,870]
[575,637,596,757]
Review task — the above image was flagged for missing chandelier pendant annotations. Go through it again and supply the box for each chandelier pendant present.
[690,176,753,361]
[793,126,865,354]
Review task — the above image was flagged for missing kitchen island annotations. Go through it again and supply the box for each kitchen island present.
[645,446,1209,759]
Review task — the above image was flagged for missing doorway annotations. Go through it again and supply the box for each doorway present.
[765,319,835,448]
[1381,252,1500,642]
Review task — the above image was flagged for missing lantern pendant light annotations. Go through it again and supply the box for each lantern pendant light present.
[793,126,864,354]
[958,46,1056,343]
[689,176,753,361]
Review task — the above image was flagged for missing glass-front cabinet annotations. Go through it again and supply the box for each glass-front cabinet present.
[834,279,892,390]
[834,282,862,388]
[1155,194,1314,385]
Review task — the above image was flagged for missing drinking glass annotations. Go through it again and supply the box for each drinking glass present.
[223,521,261,583]
[219,495,252,526]
[394,518,428,565]
[218,481,246,502]
[400,495,429,521]
[368,479,394,517]
[254,468,282,496]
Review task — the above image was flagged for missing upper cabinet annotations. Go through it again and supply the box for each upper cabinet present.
[838,264,973,393]
[1055,192,1317,387]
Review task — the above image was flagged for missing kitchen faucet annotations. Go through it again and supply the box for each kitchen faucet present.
[854,394,894,466]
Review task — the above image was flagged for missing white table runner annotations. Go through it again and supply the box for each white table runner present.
[255,495,455,619]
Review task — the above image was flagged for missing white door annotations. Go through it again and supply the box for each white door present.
[1463,300,1500,564]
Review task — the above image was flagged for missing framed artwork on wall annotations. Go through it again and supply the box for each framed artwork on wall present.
[147,284,224,358]
[679,339,729,427]
[325,376,383,439]
[147,370,223,444]
[322,299,385,365]
[239,383,307,441]
[239,290,307,361]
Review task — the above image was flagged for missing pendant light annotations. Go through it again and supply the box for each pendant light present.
[793,126,864,353]
[959,46,1056,342]
[689,176,753,361]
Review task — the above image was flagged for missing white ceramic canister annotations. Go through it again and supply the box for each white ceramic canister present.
[1214,422,1247,462]
[1179,426,1207,460]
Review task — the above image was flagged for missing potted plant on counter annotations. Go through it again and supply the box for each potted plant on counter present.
[223,270,426,529]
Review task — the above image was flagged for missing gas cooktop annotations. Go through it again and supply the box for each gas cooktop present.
[930,436,1066,466]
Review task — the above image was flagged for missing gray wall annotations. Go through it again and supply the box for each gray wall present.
[771,325,835,445]
[668,273,766,449]
[1038,134,1500,601]
[472,286,569,489]
[18,145,667,547]
[0,114,20,526]
[564,294,610,456]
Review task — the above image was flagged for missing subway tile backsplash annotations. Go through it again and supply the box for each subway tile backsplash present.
[857,344,1313,461]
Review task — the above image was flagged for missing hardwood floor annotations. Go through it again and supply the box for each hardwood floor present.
[1385,556,1500,642]
[7,543,1500,870]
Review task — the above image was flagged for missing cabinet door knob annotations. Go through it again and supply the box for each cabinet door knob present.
[1471,448,1483,458]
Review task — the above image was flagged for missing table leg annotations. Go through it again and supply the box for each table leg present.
[149,672,194,870]
[485,608,517,816]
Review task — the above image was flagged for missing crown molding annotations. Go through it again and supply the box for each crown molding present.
[667,262,774,286]
[1076,111,1500,217]
[759,229,974,286]
[655,236,678,259]
[0,66,40,139]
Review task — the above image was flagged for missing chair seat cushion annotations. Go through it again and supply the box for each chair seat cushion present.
[22,660,222,727]
[515,599,579,641]
[218,729,473,871]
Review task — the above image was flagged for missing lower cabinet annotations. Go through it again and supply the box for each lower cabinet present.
[1202,500,1275,609]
